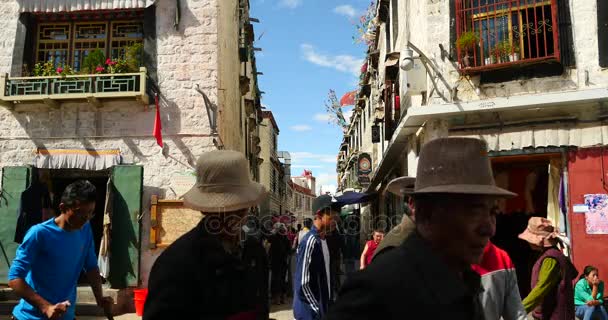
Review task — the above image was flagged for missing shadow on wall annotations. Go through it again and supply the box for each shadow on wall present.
[157,0,201,41]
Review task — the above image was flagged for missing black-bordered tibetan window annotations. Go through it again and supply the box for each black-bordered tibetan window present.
[455,0,560,73]
[32,10,144,72]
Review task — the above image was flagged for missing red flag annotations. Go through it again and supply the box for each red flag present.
[153,93,163,148]
[340,90,357,106]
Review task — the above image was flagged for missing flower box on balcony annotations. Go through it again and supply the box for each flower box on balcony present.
[455,0,561,74]
[0,67,148,108]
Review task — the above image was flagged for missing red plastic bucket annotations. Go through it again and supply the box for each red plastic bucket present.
[133,288,148,316]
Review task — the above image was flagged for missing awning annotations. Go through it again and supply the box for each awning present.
[385,52,400,67]
[34,148,122,170]
[336,191,377,206]
[19,0,156,13]
[451,123,608,152]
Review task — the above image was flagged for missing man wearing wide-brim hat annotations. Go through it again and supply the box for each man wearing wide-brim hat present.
[374,177,528,320]
[144,150,268,320]
[326,137,516,320]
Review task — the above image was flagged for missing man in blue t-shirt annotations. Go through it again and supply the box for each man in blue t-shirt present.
[8,180,113,320]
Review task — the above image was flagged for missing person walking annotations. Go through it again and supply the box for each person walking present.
[574,265,608,320]
[143,150,268,320]
[372,175,527,320]
[268,223,290,305]
[293,218,312,253]
[8,180,113,320]
[359,229,384,270]
[293,195,338,320]
[520,217,578,320]
[325,137,516,320]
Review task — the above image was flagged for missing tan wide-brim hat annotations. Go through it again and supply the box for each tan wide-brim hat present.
[412,137,516,198]
[519,217,559,247]
[184,150,267,212]
[386,177,416,196]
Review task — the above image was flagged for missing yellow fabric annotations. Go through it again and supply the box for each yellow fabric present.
[547,158,562,231]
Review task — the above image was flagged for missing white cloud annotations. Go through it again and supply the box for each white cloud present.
[300,44,364,76]
[279,0,302,9]
[314,113,331,122]
[333,5,358,19]
[316,172,338,194]
[291,152,337,171]
[291,152,336,161]
[319,184,337,195]
[343,109,354,121]
[290,125,313,132]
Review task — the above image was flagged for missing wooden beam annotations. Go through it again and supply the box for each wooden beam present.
[87,96,103,108]
[43,98,60,109]
[149,195,158,249]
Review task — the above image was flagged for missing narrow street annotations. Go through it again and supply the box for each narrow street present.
[0,0,607,318]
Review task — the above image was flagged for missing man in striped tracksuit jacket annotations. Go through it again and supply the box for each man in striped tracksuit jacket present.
[293,195,337,320]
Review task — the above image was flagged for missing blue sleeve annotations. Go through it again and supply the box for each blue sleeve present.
[8,226,41,281]
[83,223,98,272]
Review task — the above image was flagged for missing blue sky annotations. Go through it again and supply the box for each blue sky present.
[251,0,370,193]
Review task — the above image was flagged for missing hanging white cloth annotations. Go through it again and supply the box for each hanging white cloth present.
[18,0,157,13]
[98,179,112,279]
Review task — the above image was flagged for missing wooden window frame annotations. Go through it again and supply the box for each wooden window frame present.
[34,17,143,72]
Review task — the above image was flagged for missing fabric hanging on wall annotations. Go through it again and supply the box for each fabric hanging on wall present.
[546,158,564,233]
[98,179,112,278]
[34,148,121,171]
[18,0,157,13]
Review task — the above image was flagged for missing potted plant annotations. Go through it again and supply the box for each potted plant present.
[508,42,520,62]
[484,48,497,65]
[497,40,520,63]
[456,31,480,68]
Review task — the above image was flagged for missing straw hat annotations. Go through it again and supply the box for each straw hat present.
[386,177,416,196]
[411,137,516,197]
[518,217,560,248]
[184,150,267,212]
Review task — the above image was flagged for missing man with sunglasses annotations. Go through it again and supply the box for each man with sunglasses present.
[8,180,113,320]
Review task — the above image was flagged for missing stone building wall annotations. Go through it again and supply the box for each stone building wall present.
[0,0,243,286]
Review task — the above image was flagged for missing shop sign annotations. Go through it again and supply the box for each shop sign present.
[357,153,372,186]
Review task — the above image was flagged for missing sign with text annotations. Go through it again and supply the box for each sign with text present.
[357,153,372,186]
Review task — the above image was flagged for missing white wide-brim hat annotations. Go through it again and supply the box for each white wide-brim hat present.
[184,150,267,212]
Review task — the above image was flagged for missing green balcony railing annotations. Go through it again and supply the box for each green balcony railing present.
[0,67,148,107]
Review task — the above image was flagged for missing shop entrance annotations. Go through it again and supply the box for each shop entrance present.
[48,169,110,284]
[0,164,143,288]
[490,153,561,298]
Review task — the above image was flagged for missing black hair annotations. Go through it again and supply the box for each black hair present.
[60,180,97,209]
[373,229,385,234]
[580,265,598,281]
[303,218,313,229]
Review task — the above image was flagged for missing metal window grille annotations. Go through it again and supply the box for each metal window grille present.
[455,0,560,73]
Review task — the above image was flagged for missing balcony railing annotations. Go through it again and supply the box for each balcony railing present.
[455,0,560,73]
[0,67,148,108]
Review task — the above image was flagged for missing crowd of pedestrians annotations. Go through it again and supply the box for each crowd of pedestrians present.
[6,140,608,320]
